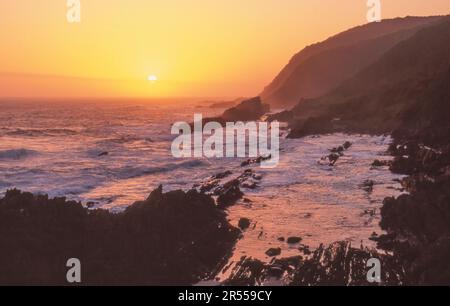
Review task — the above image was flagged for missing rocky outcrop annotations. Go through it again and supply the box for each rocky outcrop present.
[225,242,403,286]
[0,187,240,285]
[221,97,270,122]
[373,132,450,285]
[196,97,270,129]
[286,16,450,139]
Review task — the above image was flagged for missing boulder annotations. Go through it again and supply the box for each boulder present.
[238,218,251,230]
[287,237,302,244]
[265,248,282,257]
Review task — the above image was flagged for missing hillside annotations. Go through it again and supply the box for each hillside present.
[287,16,450,143]
[261,16,444,108]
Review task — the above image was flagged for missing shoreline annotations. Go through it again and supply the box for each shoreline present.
[0,132,413,285]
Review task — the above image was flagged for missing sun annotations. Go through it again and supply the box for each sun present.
[147,75,158,82]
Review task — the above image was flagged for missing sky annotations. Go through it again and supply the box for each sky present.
[1,0,450,99]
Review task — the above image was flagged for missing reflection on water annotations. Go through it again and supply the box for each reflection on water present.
[219,134,405,281]
[0,102,405,272]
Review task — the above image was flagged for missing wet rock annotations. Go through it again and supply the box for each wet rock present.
[265,248,282,257]
[86,201,97,209]
[343,141,352,150]
[330,146,345,155]
[298,245,312,256]
[328,153,340,166]
[241,155,272,167]
[223,257,266,286]
[267,266,284,278]
[287,237,302,244]
[217,179,244,208]
[290,242,403,285]
[238,218,251,230]
[199,179,220,194]
[277,237,285,242]
[252,174,263,181]
[212,171,232,180]
[361,180,375,193]
[372,159,391,167]
[241,181,258,189]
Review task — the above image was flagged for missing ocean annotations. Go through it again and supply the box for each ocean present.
[0,99,405,263]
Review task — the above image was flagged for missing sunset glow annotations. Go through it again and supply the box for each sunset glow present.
[1,0,450,98]
[147,75,158,82]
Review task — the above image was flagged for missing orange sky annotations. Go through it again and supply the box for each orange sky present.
[1,0,450,99]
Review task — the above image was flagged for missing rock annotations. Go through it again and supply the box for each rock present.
[330,146,345,154]
[0,188,240,285]
[86,201,97,208]
[343,141,352,150]
[217,179,244,208]
[199,179,220,193]
[298,245,312,255]
[288,117,334,138]
[361,180,375,193]
[238,218,251,230]
[267,110,294,122]
[328,153,340,166]
[252,174,263,181]
[212,171,232,180]
[265,248,282,257]
[223,257,266,286]
[241,155,272,167]
[278,237,285,242]
[222,97,270,122]
[372,159,390,167]
[98,151,109,157]
[287,237,302,244]
[267,266,284,278]
[241,181,258,189]
[194,97,270,130]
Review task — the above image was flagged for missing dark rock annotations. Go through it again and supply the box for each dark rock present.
[222,97,270,122]
[372,159,391,167]
[223,257,266,286]
[241,181,258,189]
[212,171,232,180]
[241,155,272,167]
[86,201,97,208]
[328,153,340,166]
[199,179,220,194]
[288,117,334,138]
[265,248,282,257]
[267,266,284,278]
[267,110,294,122]
[361,180,375,193]
[217,179,244,208]
[287,237,302,244]
[0,188,239,285]
[330,146,345,154]
[98,151,109,157]
[343,141,352,150]
[290,242,403,285]
[238,218,251,230]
